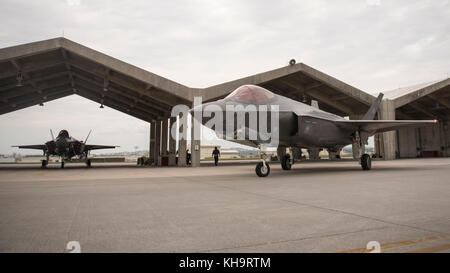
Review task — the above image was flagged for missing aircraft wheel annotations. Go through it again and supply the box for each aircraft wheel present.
[61,161,65,169]
[41,160,48,168]
[361,154,371,170]
[86,159,91,168]
[281,154,292,170]
[256,162,270,177]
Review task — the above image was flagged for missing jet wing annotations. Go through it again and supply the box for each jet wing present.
[12,145,46,150]
[84,145,118,151]
[334,120,436,134]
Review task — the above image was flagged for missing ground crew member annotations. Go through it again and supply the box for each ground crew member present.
[186,149,191,165]
[212,147,220,166]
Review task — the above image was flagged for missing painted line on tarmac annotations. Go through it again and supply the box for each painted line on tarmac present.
[408,243,450,253]
[337,235,450,253]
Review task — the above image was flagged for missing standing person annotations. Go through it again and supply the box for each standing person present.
[186,149,191,165]
[212,147,220,166]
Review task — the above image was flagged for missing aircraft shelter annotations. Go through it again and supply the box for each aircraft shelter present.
[1,38,449,166]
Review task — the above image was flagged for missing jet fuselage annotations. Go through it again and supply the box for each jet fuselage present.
[194,85,354,150]
[44,130,86,160]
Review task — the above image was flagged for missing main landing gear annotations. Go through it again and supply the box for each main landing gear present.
[354,130,372,171]
[360,153,371,170]
[281,154,293,170]
[85,159,92,168]
[41,154,49,168]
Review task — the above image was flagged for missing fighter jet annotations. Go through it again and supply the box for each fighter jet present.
[191,85,436,177]
[13,129,118,168]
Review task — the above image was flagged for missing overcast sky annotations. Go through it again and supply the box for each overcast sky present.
[1,0,449,155]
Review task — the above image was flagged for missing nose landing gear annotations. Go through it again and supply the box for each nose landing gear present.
[255,146,270,177]
[256,161,270,177]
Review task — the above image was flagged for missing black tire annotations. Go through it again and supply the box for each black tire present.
[361,154,371,170]
[86,159,91,168]
[61,161,65,169]
[41,160,47,168]
[255,162,270,177]
[281,154,292,170]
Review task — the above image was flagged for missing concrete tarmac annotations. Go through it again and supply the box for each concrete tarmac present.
[0,158,449,253]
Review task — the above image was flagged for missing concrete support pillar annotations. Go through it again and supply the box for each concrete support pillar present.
[442,120,449,157]
[168,117,177,166]
[308,148,320,160]
[178,139,187,166]
[178,113,187,167]
[153,120,161,166]
[437,120,449,157]
[161,118,169,156]
[350,114,365,160]
[277,146,286,160]
[379,100,397,160]
[191,114,201,167]
[149,122,156,165]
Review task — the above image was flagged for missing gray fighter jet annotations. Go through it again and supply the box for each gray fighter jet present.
[192,85,436,177]
[13,129,118,168]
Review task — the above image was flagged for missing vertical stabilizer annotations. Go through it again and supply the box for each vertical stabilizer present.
[362,93,384,120]
[311,100,319,109]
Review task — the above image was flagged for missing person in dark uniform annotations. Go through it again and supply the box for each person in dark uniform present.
[212,147,220,166]
[186,149,191,165]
